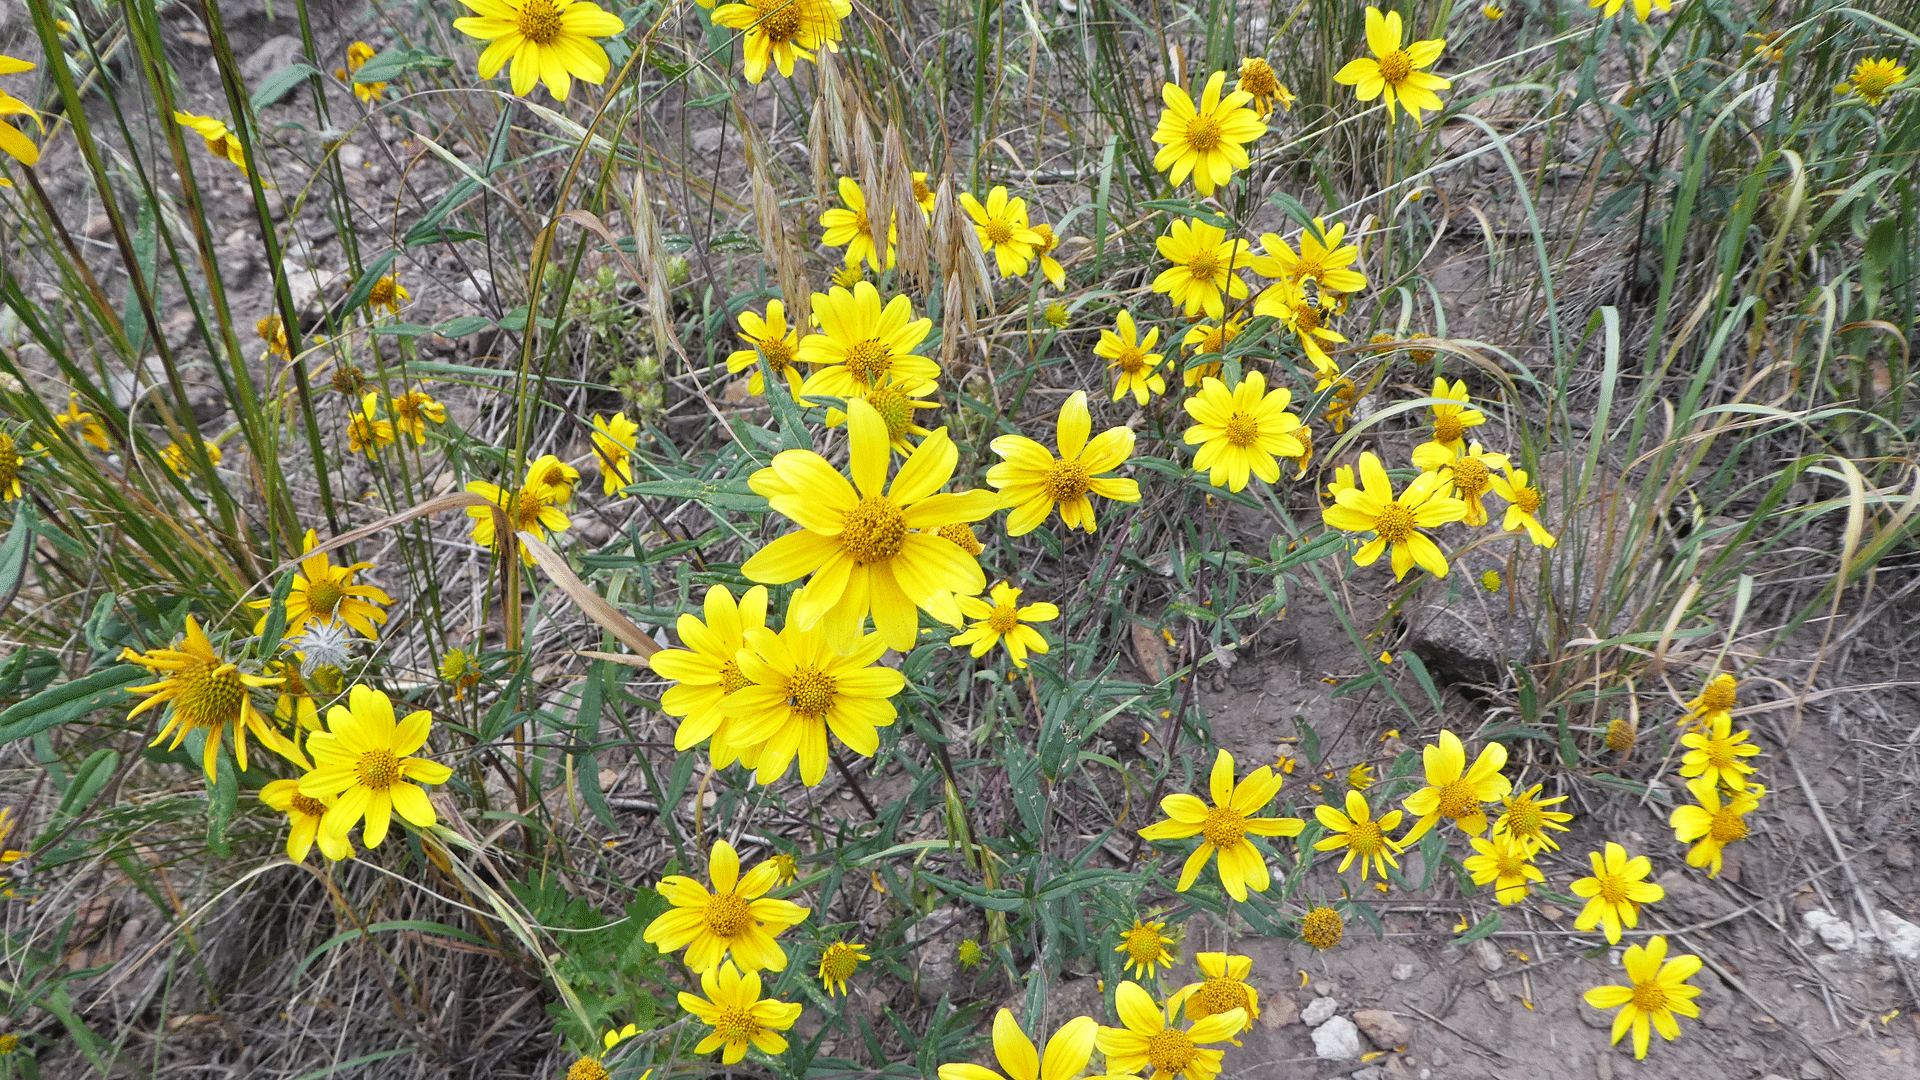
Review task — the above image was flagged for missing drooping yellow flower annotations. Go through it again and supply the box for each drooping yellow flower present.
[388,390,447,445]
[1569,841,1664,943]
[122,615,294,782]
[796,282,941,402]
[174,111,248,174]
[526,453,580,505]
[590,412,639,494]
[1247,220,1368,293]
[0,56,44,180]
[1030,224,1067,288]
[959,186,1045,278]
[1318,374,1357,432]
[339,41,384,103]
[1138,749,1303,901]
[258,314,290,360]
[1397,729,1511,843]
[644,838,809,973]
[938,1010,1098,1080]
[1098,310,1166,405]
[260,778,352,863]
[250,528,391,639]
[55,393,111,450]
[989,391,1140,535]
[1491,783,1573,853]
[366,274,410,315]
[1235,58,1290,117]
[1836,57,1907,105]
[1168,953,1260,1039]
[817,940,868,995]
[726,299,808,398]
[1151,71,1267,197]
[1482,3,1505,17]
[439,647,483,700]
[678,961,804,1063]
[1181,371,1305,493]
[1463,833,1543,904]
[1097,980,1244,1080]
[464,477,571,564]
[1679,713,1762,791]
[1333,8,1452,125]
[911,171,937,215]
[957,939,985,967]
[299,684,452,849]
[740,399,999,650]
[1582,936,1702,1060]
[1589,0,1671,24]
[711,0,850,84]
[1669,776,1764,878]
[649,584,769,770]
[1313,789,1404,881]
[1424,377,1485,455]
[160,438,222,478]
[1683,672,1738,726]
[1321,451,1468,580]
[1252,280,1345,378]
[820,176,896,272]
[452,0,628,100]
[1114,919,1176,979]
[1489,464,1556,547]
[1152,219,1249,320]
[346,392,394,456]
[1411,440,1510,526]
[951,582,1058,668]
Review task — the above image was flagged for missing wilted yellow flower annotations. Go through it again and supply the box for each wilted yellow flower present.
[346,392,395,456]
[122,615,293,782]
[55,393,110,450]
[339,41,385,102]
[1235,57,1291,116]
[590,412,639,494]
[389,390,447,445]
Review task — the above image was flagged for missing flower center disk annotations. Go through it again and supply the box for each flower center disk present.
[788,666,837,718]
[844,340,893,385]
[987,605,1020,635]
[1709,809,1748,843]
[1374,504,1416,544]
[307,580,345,618]
[839,495,906,565]
[356,748,401,790]
[1433,414,1465,444]
[515,0,565,45]
[984,219,1014,246]
[1146,1029,1197,1073]
[1453,458,1490,497]
[704,892,752,937]
[1193,977,1249,1016]
[1224,413,1260,447]
[1046,459,1090,501]
[1435,778,1478,820]
[1378,49,1414,83]
[1186,115,1222,152]
[1201,806,1246,847]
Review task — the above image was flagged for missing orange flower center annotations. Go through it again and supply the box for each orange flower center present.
[1224,413,1260,447]
[1046,458,1091,501]
[306,580,345,618]
[1373,503,1416,544]
[987,604,1021,636]
[843,339,894,384]
[1345,818,1385,855]
[712,1005,760,1043]
[1185,114,1223,152]
[1192,977,1251,1017]
[567,1058,609,1080]
[1453,458,1490,499]
[1378,49,1414,84]
[177,659,247,731]
[1434,777,1478,820]
[749,0,803,42]
[1515,484,1542,513]
[1294,305,1322,334]
[356,748,401,790]
[820,942,862,980]
[291,794,329,818]
[1114,346,1148,375]
[515,0,565,45]
[1708,807,1749,844]
[788,665,837,718]
[1433,413,1466,445]
[984,219,1015,246]
[1699,679,1736,713]
[1201,805,1247,847]
[840,495,906,565]
[719,659,752,695]
[1239,62,1277,97]
[1146,1029,1197,1073]
[1122,926,1165,963]
[759,338,795,373]
[704,892,752,936]
[1302,906,1344,949]
[1630,981,1670,1013]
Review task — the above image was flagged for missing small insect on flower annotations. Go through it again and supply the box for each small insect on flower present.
[299,685,453,850]
[452,0,630,101]
[644,838,810,973]
[1570,841,1664,943]
[1151,70,1268,196]
[1582,936,1703,1059]
[679,961,805,1063]
[951,582,1059,668]
[1334,8,1453,125]
[988,390,1140,535]
[122,615,295,782]
[1114,919,1176,979]
[817,940,869,995]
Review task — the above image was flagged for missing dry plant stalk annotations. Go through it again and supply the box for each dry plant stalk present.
[930,173,989,368]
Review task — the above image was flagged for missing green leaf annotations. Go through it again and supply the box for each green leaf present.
[0,664,150,745]
[1398,650,1444,716]
[403,178,482,248]
[1452,911,1502,945]
[337,250,400,318]
[625,477,769,514]
[352,48,454,85]
[257,568,298,659]
[251,62,319,110]
[0,503,33,617]
[371,323,436,338]
[206,749,238,857]
[435,315,495,337]
[1141,199,1231,228]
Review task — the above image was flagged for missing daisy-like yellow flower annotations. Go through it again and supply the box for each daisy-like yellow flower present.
[388,390,447,445]
[1138,749,1303,901]
[988,391,1140,535]
[464,477,570,564]
[452,0,628,100]
[590,412,639,494]
[911,171,937,215]
[1669,776,1764,878]
[1410,440,1510,527]
[821,377,940,456]
[1098,310,1166,405]
[938,1010,1098,1080]
[270,660,323,733]
[770,853,799,885]
[649,584,770,770]
[1582,936,1703,1060]
[260,778,352,863]
[1152,219,1249,320]
[1168,953,1260,1039]
[1114,919,1176,979]
[55,393,111,450]
[566,1024,643,1080]
[439,647,483,700]
[250,528,391,639]
[366,274,410,315]
[796,282,941,402]
[1679,713,1761,791]
[959,186,1045,278]
[1151,71,1267,197]
[1463,833,1543,904]
[174,111,248,174]
[740,399,999,650]
[723,593,907,785]
[1397,729,1512,843]
[832,264,865,288]
[160,438,222,478]
[258,314,290,360]
[1483,3,1504,17]
[1683,672,1738,726]
[644,838,809,973]
[525,454,580,506]
[1045,301,1070,328]
[678,961,804,1063]
[951,582,1058,668]
[1321,451,1468,580]
[0,56,44,180]
[1030,223,1067,288]
[339,41,384,103]
[817,940,868,995]
[1182,371,1305,493]
[711,0,850,84]
[1313,789,1404,881]
[1490,783,1573,852]
[1489,464,1556,547]
[1589,0,1671,23]
[1300,906,1344,949]
[1235,58,1290,117]
[1179,316,1247,387]
[1333,8,1452,125]
[820,177,896,273]
[1424,377,1485,456]
[1570,841,1664,943]
[1247,219,1368,293]
[1097,980,1244,1080]
[346,392,394,457]
[726,299,808,398]
[957,939,985,967]
[1318,374,1357,432]
[1252,280,1345,378]
[299,685,452,849]
[122,615,293,783]
[1836,57,1907,105]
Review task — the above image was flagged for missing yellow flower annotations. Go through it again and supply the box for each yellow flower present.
[711,0,850,84]
[649,584,770,770]
[959,186,1044,278]
[740,399,999,651]
[0,804,23,862]
[1097,980,1244,1080]
[526,453,580,505]
[55,392,110,450]
[341,41,384,102]
[822,378,940,456]
[1410,440,1510,527]
[1114,919,1176,979]
[1152,219,1249,320]
[1252,280,1345,378]
[1679,713,1761,791]
[818,940,869,995]
[957,939,985,967]
[122,615,293,782]
[1491,783,1573,853]
[1589,0,1671,24]
[644,838,809,972]
[1333,7,1452,125]
[366,274,410,315]
[1151,71,1267,197]
[590,412,639,494]
[1321,451,1468,580]
[1482,3,1504,17]
[389,390,447,445]
[1182,371,1305,492]
[1836,57,1907,105]
[1313,790,1404,881]
[678,961,804,1063]
[770,853,799,885]
[1482,569,1502,591]
[260,778,352,863]
[1582,936,1702,1059]
[989,391,1140,534]
[1138,748,1303,901]
[722,592,907,785]
[951,581,1058,668]
[1347,762,1374,789]
[912,171,937,215]
[463,478,571,564]
[1489,464,1556,547]
[1669,776,1763,878]
[820,176,896,273]
[346,392,395,456]
[1424,376,1485,455]
[938,1010,1098,1080]
[796,282,941,402]
[1463,833,1543,904]
[726,300,808,398]
[1234,58,1290,117]
[173,111,248,174]
[1179,316,1247,386]
[439,647,483,699]
[1397,729,1511,843]
[1318,374,1357,432]
[1300,906,1343,950]
[567,1025,645,1080]
[0,55,44,180]
[1168,953,1259,1039]
[1247,219,1368,293]
[1570,841,1664,943]
[1098,310,1166,405]
[452,0,628,100]
[1684,672,1738,725]
[250,528,391,639]
[832,264,865,288]
[299,684,452,849]
[1044,301,1069,328]
[1031,224,1067,289]
[258,314,290,360]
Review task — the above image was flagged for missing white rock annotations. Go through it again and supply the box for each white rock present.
[1302,996,1339,1026]
[1312,1015,1362,1060]
[1803,910,1856,952]
[1391,962,1416,981]
[1874,911,1920,963]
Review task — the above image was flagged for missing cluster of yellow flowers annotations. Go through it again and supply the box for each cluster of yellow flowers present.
[1670,673,1764,877]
